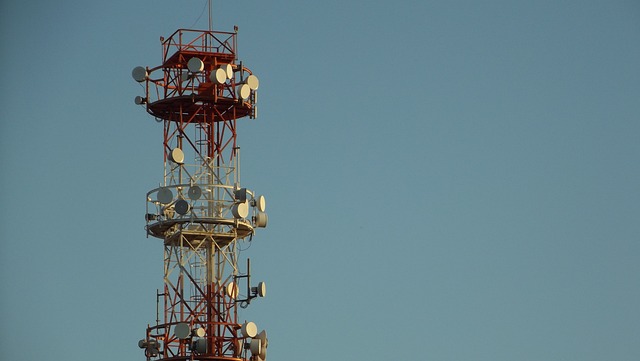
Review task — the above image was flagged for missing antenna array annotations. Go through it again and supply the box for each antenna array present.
[131,21,269,361]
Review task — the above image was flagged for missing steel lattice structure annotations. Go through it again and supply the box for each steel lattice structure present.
[132,27,269,361]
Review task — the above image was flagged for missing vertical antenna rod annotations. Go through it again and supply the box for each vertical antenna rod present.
[208,0,213,31]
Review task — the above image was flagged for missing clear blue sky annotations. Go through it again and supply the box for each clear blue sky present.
[1,1,639,360]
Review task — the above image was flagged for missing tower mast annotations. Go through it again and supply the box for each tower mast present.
[131,11,269,361]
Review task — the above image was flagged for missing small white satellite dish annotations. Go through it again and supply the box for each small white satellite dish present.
[134,96,146,105]
[257,330,268,348]
[169,148,184,164]
[232,202,249,219]
[225,282,239,299]
[193,327,206,338]
[238,84,251,100]
[255,212,268,228]
[256,195,266,212]
[175,199,190,215]
[224,64,234,79]
[257,281,266,297]
[157,187,173,204]
[246,75,259,90]
[187,57,204,73]
[132,66,147,82]
[250,339,261,355]
[241,321,258,338]
[174,322,190,339]
[211,68,227,84]
[188,185,202,200]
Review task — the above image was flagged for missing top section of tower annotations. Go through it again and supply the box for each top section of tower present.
[132,28,259,123]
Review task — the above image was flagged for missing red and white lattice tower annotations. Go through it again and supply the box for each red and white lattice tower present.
[131,18,269,361]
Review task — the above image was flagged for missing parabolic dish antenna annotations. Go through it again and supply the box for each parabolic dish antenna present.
[211,68,227,84]
[224,64,234,79]
[250,339,261,355]
[238,84,251,100]
[257,281,267,297]
[134,96,145,105]
[257,195,266,212]
[232,202,249,219]
[241,321,258,338]
[174,322,190,339]
[187,57,204,73]
[257,330,268,348]
[246,75,259,90]
[132,66,147,82]
[188,185,202,200]
[234,339,243,357]
[194,328,206,338]
[255,212,268,228]
[157,187,173,204]
[175,199,190,215]
[225,282,239,299]
[169,148,184,164]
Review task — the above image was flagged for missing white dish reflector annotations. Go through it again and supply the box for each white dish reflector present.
[224,64,234,79]
[238,84,251,100]
[250,339,261,355]
[246,75,259,90]
[256,195,266,212]
[235,339,244,357]
[169,148,184,164]
[241,321,258,338]
[257,281,267,297]
[255,212,268,228]
[257,330,268,348]
[211,67,227,84]
[232,202,249,219]
[225,282,239,299]
[194,327,206,337]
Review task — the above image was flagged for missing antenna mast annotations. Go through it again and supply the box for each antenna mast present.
[208,0,213,31]
[131,8,269,361]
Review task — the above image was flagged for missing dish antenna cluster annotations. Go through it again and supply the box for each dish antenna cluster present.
[131,12,270,361]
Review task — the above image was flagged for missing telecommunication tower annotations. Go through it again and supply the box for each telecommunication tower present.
[131,5,270,361]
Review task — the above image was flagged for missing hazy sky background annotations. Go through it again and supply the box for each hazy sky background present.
[1,1,639,360]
